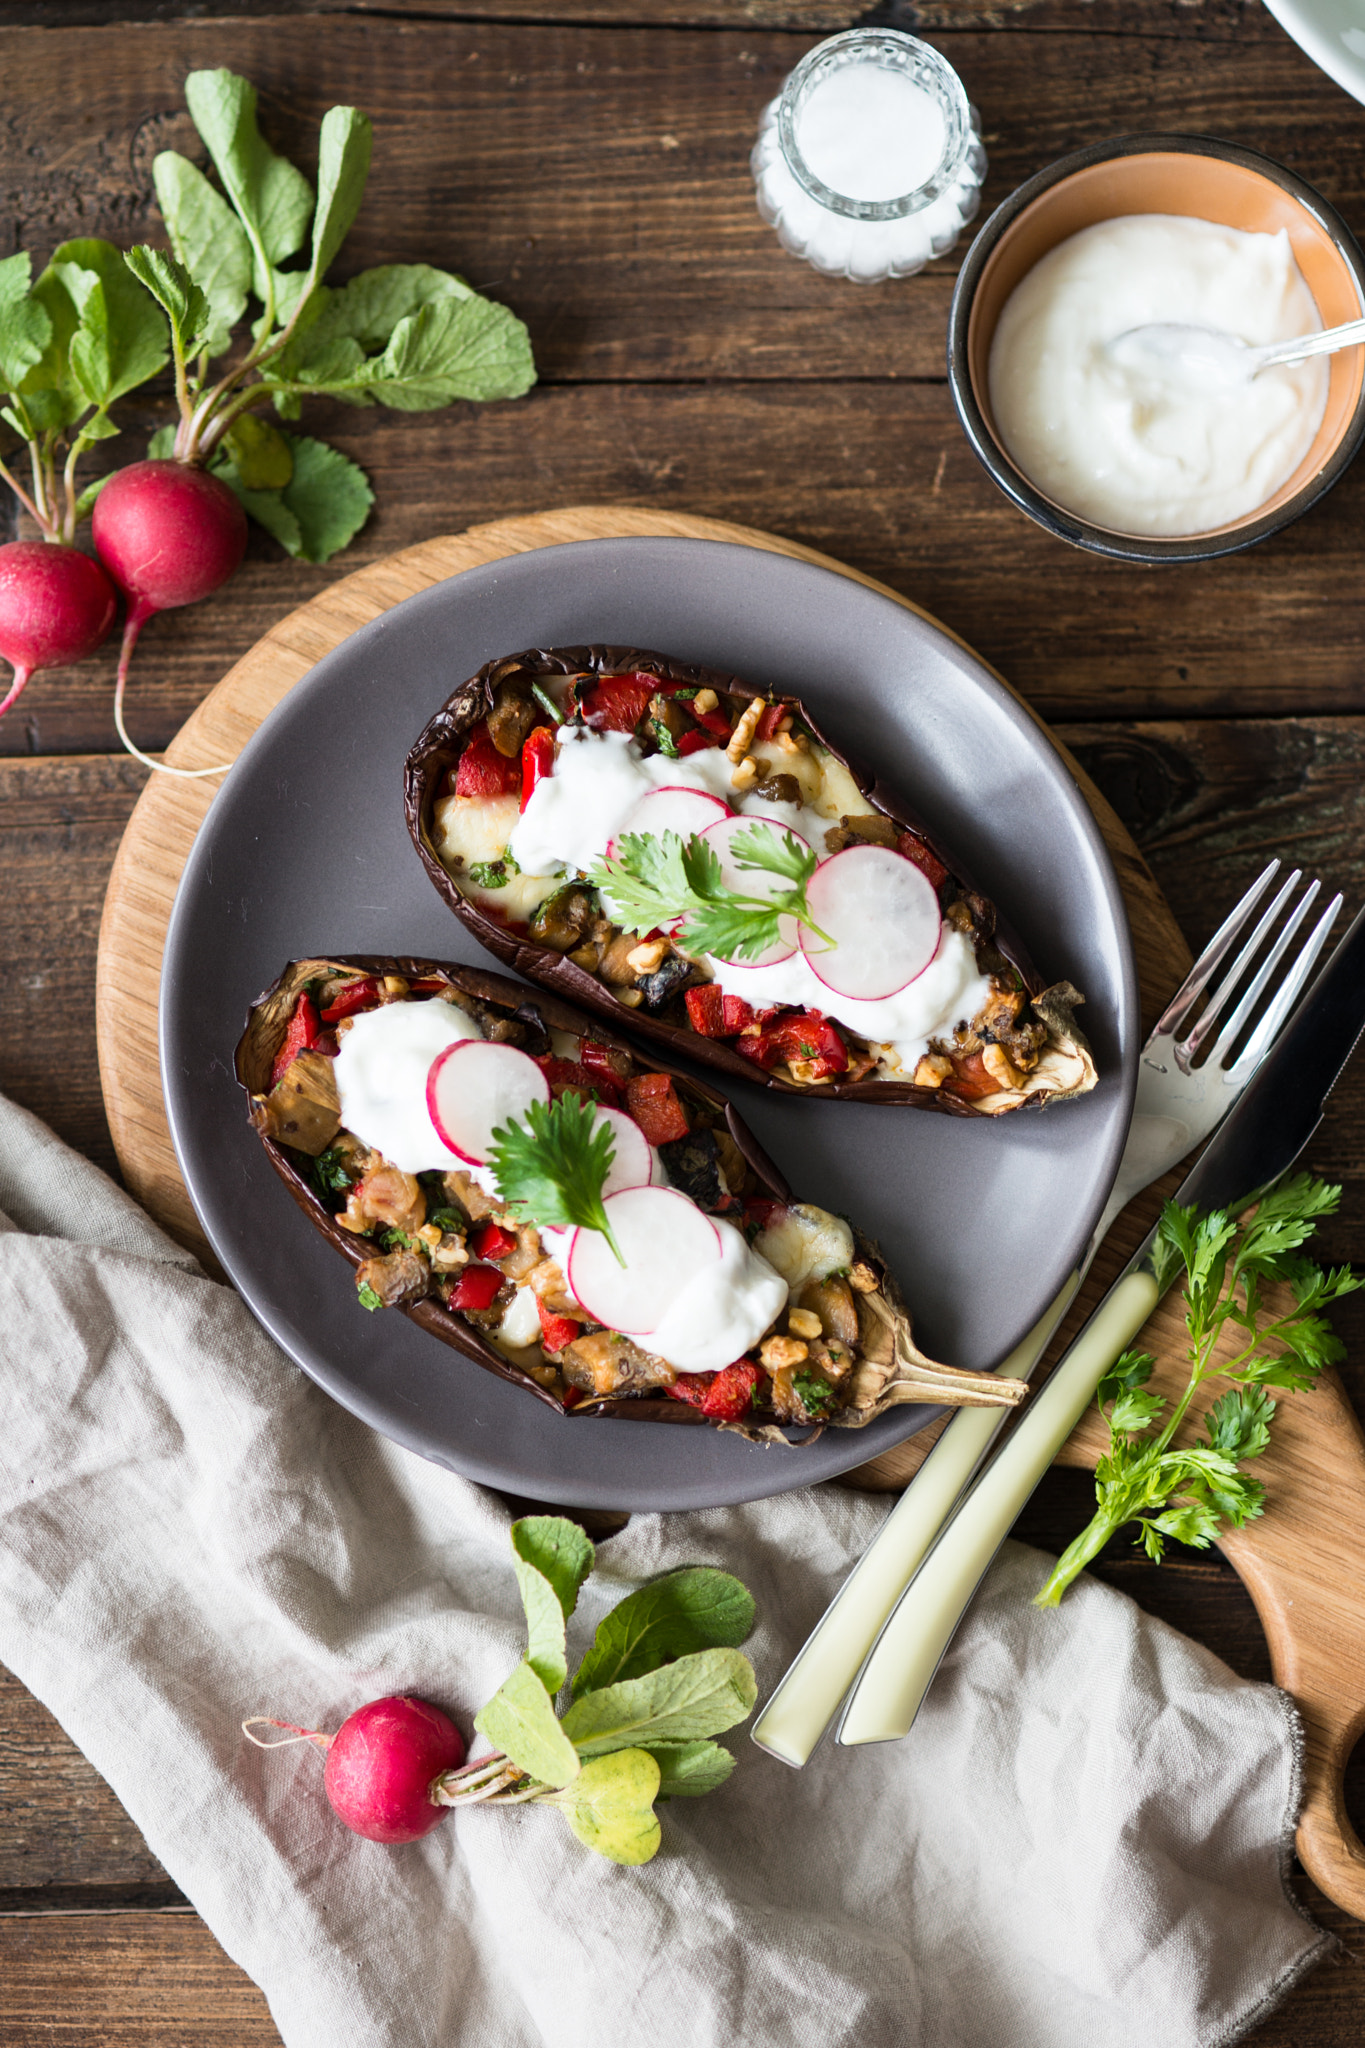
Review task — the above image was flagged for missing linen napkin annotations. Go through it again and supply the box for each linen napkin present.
[0,1089,1330,2048]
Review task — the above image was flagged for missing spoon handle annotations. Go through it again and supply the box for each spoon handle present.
[1260,316,1365,369]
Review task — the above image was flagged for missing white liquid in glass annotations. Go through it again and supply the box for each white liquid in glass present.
[794,68,948,204]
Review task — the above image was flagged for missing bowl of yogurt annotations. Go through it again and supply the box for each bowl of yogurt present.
[947,135,1365,561]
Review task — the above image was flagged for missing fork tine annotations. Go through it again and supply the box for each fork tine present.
[1200,876,1319,1064]
[1226,892,1344,1078]
[1182,868,1305,1062]
[1153,859,1280,1037]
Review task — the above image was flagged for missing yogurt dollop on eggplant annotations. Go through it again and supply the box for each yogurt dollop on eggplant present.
[333,998,484,1173]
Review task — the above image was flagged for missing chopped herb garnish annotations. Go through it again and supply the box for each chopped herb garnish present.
[488,1090,625,1264]
[426,1206,466,1235]
[309,1144,360,1203]
[356,1280,383,1312]
[531,679,562,723]
[468,848,519,888]
[649,717,680,759]
[792,1370,835,1417]
[589,825,832,966]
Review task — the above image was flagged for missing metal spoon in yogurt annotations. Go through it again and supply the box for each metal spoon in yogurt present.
[1108,313,1365,386]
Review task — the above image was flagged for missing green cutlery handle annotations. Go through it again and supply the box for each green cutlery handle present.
[837,1267,1161,1747]
[751,1292,1073,1768]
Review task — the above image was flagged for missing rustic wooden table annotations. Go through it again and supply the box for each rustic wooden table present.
[4,1,1365,2039]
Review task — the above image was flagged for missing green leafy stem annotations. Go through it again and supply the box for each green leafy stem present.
[432,1517,758,1864]
[589,823,833,966]
[1036,1172,1362,1606]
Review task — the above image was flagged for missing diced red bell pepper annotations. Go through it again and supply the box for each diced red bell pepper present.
[624,1071,690,1145]
[537,1055,622,1108]
[897,829,949,891]
[579,1040,633,1091]
[409,977,449,993]
[450,1265,505,1311]
[270,992,321,1087]
[685,985,757,1039]
[744,1198,786,1234]
[677,727,717,757]
[579,673,657,733]
[520,725,556,811]
[454,721,523,799]
[562,1386,583,1409]
[473,1221,518,1262]
[537,1298,582,1354]
[687,700,733,738]
[666,1372,712,1410]
[702,1359,761,1421]
[735,1009,848,1081]
[319,977,382,1024]
[754,702,786,744]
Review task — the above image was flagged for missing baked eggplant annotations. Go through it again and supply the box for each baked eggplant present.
[403,646,1097,1111]
[236,957,1027,1442]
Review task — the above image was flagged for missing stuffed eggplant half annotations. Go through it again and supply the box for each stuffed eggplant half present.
[404,646,1097,1112]
[236,957,1027,1441]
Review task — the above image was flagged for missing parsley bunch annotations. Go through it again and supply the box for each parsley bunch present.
[589,824,832,965]
[488,1092,625,1264]
[1036,1172,1361,1606]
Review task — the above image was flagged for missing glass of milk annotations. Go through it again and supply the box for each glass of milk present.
[752,31,987,283]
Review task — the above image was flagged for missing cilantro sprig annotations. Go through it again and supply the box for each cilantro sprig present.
[488,1091,625,1265]
[1036,1172,1362,1605]
[588,824,832,965]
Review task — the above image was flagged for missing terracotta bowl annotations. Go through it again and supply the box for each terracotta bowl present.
[947,135,1365,562]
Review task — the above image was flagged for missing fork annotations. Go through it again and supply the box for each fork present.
[752,861,1342,1766]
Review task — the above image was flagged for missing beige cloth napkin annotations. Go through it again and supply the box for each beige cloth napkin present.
[0,1091,1330,2048]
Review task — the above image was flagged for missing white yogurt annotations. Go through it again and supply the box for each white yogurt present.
[645,1216,789,1376]
[332,999,483,1174]
[988,215,1329,537]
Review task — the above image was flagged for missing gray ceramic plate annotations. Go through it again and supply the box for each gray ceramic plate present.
[161,538,1138,1510]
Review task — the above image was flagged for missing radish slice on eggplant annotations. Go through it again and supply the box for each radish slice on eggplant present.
[595,1105,655,1194]
[699,814,811,968]
[426,1041,550,1165]
[799,844,942,1001]
[606,785,731,858]
[567,1185,721,1335]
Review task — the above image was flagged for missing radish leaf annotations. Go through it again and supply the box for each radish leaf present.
[571,1568,754,1699]
[510,1516,595,1693]
[151,153,251,357]
[642,1739,737,1799]
[474,1660,580,1790]
[0,254,51,392]
[305,105,373,295]
[540,1750,661,1865]
[184,68,314,299]
[560,1647,757,1758]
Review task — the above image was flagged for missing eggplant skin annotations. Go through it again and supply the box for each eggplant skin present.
[402,646,1097,1112]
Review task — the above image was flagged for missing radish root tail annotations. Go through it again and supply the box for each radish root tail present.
[241,1716,332,1752]
[114,609,232,780]
[0,663,31,721]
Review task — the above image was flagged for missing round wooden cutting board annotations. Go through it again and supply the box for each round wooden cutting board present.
[94,505,1365,1920]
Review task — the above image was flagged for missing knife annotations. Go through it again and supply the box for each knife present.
[836,897,1365,1747]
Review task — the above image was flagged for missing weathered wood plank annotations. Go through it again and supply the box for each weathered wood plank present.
[0,17,1351,396]
[0,1914,279,2043]
[12,386,1365,762]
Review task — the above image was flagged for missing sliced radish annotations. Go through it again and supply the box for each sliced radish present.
[697,814,812,968]
[606,785,731,859]
[426,1041,550,1166]
[798,843,941,1001]
[594,1106,654,1195]
[567,1186,721,1336]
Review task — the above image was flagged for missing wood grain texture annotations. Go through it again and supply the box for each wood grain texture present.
[92,502,1181,1258]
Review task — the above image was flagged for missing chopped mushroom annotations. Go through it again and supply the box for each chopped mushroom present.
[356,1247,431,1307]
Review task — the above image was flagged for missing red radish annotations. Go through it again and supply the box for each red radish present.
[243,1695,465,1845]
[700,814,811,968]
[595,1105,655,1195]
[91,460,247,778]
[799,843,942,1000]
[567,1185,721,1335]
[0,541,117,719]
[427,1040,550,1165]
[606,785,731,858]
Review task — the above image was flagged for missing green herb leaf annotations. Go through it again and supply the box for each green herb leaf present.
[510,1516,595,1694]
[572,1568,755,1699]
[295,264,475,356]
[353,293,536,407]
[590,825,827,966]
[123,245,213,364]
[643,1738,737,1799]
[489,1092,623,1263]
[223,411,294,491]
[50,240,168,411]
[560,1646,758,1759]
[0,253,52,393]
[474,1659,580,1789]
[538,1748,661,1864]
[305,105,373,293]
[184,69,315,301]
[356,1280,382,1312]
[152,151,253,358]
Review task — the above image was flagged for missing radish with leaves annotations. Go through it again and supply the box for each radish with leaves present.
[245,1518,758,1866]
